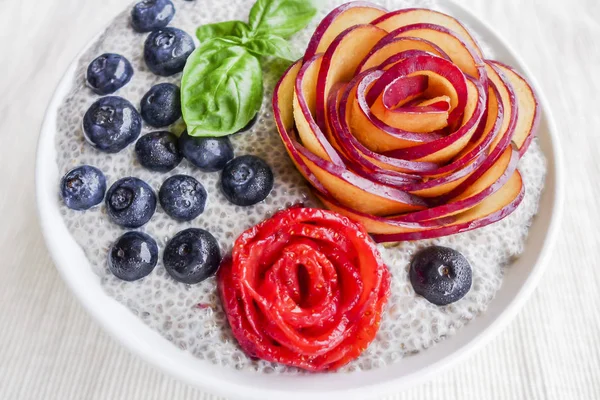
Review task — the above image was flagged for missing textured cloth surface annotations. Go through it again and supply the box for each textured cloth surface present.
[0,0,599,399]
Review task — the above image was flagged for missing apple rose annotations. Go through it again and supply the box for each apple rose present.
[217,207,390,371]
[273,3,539,242]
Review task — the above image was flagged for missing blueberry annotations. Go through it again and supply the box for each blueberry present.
[86,53,133,95]
[83,96,142,153]
[140,83,181,127]
[159,175,207,221]
[105,177,156,228]
[144,27,195,76]
[60,165,106,210]
[163,228,221,284]
[178,130,234,172]
[108,231,158,281]
[409,246,472,306]
[131,0,175,33]
[220,155,273,206]
[135,131,182,172]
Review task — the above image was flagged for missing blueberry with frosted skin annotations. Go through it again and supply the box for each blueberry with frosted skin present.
[220,155,273,206]
[159,175,207,221]
[108,231,158,281]
[105,177,156,228]
[135,131,182,172]
[60,165,106,210]
[140,83,181,127]
[178,130,234,172]
[86,53,133,95]
[163,228,221,284]
[83,96,142,153]
[131,0,175,33]
[144,27,195,76]
[409,246,472,306]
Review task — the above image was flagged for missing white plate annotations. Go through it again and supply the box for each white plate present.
[35,1,564,399]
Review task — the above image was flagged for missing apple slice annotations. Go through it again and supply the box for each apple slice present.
[274,60,330,193]
[371,171,524,241]
[372,8,484,58]
[349,55,470,153]
[331,82,481,197]
[389,23,485,80]
[371,74,429,108]
[328,82,441,175]
[293,55,343,164]
[303,2,387,62]
[330,80,481,196]
[421,81,504,178]
[383,77,486,163]
[371,97,449,133]
[349,71,445,153]
[315,24,388,128]
[319,169,524,240]
[274,58,428,217]
[294,143,427,216]
[485,61,517,152]
[399,144,519,220]
[410,96,452,110]
[357,37,450,73]
[490,61,540,155]
[368,75,450,132]
[371,54,467,126]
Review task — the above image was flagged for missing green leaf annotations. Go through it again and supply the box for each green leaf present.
[196,20,251,44]
[244,34,300,61]
[248,0,317,39]
[181,40,263,137]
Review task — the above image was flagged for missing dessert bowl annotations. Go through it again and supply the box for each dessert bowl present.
[36,0,563,398]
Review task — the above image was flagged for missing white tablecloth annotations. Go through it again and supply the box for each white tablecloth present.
[1,0,598,398]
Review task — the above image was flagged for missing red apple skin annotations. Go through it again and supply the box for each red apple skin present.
[435,61,519,202]
[304,2,388,62]
[386,23,487,80]
[395,144,520,222]
[292,141,429,214]
[369,54,469,127]
[272,7,536,242]
[351,70,446,148]
[273,60,329,193]
[315,24,388,129]
[335,71,444,173]
[317,169,525,241]
[329,83,485,193]
[394,101,451,113]
[489,61,540,156]
[381,76,486,161]
[294,54,344,165]
[326,85,426,185]
[371,8,484,58]
[356,36,451,73]
[329,80,489,198]
[364,49,439,104]
[370,183,524,241]
[420,80,505,177]
[380,75,429,109]
[274,58,429,216]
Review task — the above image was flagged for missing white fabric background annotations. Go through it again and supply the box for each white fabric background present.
[0,0,598,398]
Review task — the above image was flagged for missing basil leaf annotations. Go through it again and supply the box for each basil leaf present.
[248,0,317,39]
[181,40,263,137]
[196,21,251,43]
[244,34,299,61]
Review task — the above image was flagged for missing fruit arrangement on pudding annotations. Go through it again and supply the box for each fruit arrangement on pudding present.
[273,3,539,242]
[55,0,543,375]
